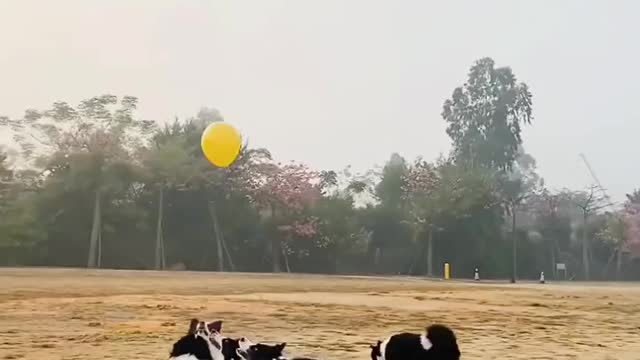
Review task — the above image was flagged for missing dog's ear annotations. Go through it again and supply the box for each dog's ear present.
[276,343,287,351]
[188,318,199,335]
[208,320,223,333]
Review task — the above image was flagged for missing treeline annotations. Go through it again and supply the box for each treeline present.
[1,58,639,280]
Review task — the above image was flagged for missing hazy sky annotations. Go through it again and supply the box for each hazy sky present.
[1,1,638,203]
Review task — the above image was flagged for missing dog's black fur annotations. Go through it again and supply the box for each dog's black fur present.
[369,340,382,360]
[237,342,316,360]
[170,319,223,360]
[222,337,243,360]
[237,342,286,360]
[372,324,460,360]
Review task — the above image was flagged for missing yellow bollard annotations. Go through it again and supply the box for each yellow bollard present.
[444,262,451,280]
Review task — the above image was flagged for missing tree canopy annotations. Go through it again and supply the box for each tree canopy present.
[1,58,639,280]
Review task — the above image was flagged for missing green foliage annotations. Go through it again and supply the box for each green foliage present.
[1,66,638,280]
[442,58,532,170]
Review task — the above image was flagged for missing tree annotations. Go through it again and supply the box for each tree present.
[565,186,607,280]
[623,192,640,258]
[498,148,542,282]
[626,189,640,204]
[442,58,533,170]
[0,151,13,209]
[375,153,408,209]
[531,189,572,278]
[141,120,194,270]
[402,158,440,276]
[253,162,321,272]
[596,213,626,279]
[2,95,153,268]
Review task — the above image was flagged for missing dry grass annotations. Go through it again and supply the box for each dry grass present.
[1,269,640,359]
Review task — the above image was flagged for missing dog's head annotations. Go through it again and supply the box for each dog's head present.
[369,340,382,360]
[424,324,460,360]
[188,318,223,337]
[238,337,254,351]
[188,318,224,352]
[236,342,286,360]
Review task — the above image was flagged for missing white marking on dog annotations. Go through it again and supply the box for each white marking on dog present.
[377,337,389,360]
[238,337,254,351]
[419,333,432,351]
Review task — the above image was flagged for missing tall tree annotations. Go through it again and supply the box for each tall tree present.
[531,189,572,278]
[253,162,320,272]
[402,158,440,276]
[376,153,408,209]
[623,191,640,257]
[3,95,153,268]
[498,148,542,282]
[141,120,194,270]
[442,58,533,170]
[596,213,626,279]
[565,186,606,280]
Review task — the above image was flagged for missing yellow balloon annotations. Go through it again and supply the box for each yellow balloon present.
[200,122,242,168]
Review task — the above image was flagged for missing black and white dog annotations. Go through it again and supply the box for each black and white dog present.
[236,341,316,360]
[370,324,460,360]
[170,319,225,360]
[222,336,255,360]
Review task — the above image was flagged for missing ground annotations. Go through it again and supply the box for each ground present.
[1,269,639,360]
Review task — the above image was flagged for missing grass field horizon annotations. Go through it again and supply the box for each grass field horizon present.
[1,268,639,359]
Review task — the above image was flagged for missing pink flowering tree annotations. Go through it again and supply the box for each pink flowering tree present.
[624,202,640,258]
[252,161,321,272]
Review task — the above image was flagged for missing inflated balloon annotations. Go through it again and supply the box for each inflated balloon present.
[200,122,242,168]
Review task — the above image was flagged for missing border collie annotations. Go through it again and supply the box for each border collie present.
[222,337,254,360]
[170,319,225,360]
[236,342,316,360]
[371,324,460,360]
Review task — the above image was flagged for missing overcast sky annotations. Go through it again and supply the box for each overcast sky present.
[1,1,638,203]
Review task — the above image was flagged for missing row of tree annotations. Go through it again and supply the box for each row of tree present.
[1,58,639,280]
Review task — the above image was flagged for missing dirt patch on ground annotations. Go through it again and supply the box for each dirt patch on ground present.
[0,268,639,359]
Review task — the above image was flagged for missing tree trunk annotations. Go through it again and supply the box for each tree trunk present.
[603,249,615,279]
[427,226,434,277]
[155,187,165,270]
[374,247,381,273]
[550,240,556,279]
[615,245,623,280]
[220,232,236,271]
[269,205,281,273]
[510,204,517,283]
[271,236,282,272]
[97,227,102,268]
[408,230,422,275]
[208,201,224,272]
[282,245,291,273]
[582,212,590,280]
[87,189,102,268]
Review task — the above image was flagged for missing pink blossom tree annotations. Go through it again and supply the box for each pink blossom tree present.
[624,202,640,257]
[252,161,321,272]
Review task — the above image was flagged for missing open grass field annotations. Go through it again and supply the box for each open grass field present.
[1,269,640,360]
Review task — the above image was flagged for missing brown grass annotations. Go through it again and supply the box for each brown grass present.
[1,268,640,359]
